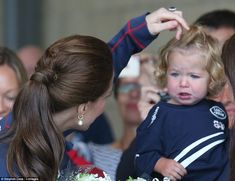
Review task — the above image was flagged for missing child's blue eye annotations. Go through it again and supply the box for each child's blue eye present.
[170,72,179,77]
[190,74,200,79]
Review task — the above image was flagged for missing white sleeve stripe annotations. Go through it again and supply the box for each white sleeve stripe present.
[180,139,225,168]
[174,132,223,162]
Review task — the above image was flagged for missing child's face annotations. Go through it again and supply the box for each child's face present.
[166,50,210,105]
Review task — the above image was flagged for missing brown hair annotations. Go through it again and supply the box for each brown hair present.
[222,34,235,181]
[222,34,235,96]
[0,47,28,86]
[155,25,226,97]
[2,35,113,180]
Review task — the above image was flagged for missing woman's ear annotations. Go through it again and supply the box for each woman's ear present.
[77,103,88,116]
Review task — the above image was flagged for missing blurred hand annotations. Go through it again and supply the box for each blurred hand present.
[154,157,187,181]
[146,7,189,39]
[138,86,161,120]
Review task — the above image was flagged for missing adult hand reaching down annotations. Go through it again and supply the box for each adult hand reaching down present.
[146,7,189,39]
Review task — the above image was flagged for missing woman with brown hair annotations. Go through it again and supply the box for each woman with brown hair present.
[0,8,189,180]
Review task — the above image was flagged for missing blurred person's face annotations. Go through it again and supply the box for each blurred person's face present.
[0,64,20,120]
[17,47,43,77]
[205,27,235,45]
[211,79,235,129]
[117,77,141,125]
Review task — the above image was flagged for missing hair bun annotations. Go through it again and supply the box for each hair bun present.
[30,69,57,86]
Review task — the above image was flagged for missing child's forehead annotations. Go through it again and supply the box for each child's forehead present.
[171,47,206,56]
[169,48,208,68]
[169,48,207,64]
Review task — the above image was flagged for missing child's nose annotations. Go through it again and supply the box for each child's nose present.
[179,77,189,87]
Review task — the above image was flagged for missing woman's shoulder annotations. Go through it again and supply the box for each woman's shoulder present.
[0,142,9,155]
[0,112,13,132]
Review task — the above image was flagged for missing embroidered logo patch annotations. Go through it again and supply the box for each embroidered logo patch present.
[213,120,225,130]
[210,106,227,120]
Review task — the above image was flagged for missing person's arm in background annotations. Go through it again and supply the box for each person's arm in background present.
[108,7,189,80]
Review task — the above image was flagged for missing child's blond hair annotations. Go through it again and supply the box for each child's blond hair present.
[155,25,226,97]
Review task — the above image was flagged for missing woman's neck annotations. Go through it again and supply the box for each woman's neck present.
[53,107,77,132]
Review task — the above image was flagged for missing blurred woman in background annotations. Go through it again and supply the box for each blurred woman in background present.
[0,47,27,132]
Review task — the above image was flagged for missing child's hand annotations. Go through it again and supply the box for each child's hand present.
[154,157,187,181]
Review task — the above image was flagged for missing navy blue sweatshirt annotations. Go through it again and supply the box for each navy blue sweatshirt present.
[135,99,229,181]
